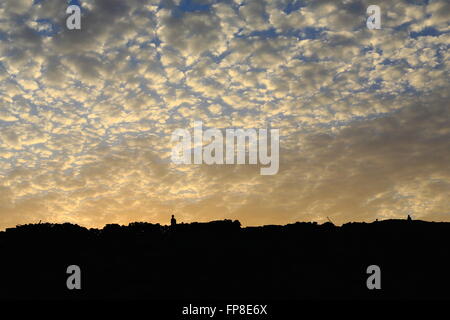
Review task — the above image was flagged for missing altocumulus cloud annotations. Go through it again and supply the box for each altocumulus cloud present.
[0,0,449,229]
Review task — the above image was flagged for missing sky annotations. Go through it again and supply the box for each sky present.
[0,0,449,230]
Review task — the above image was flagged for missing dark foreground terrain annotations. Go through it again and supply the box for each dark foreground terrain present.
[1,219,450,300]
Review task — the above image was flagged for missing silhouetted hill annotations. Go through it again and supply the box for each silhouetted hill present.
[1,219,450,300]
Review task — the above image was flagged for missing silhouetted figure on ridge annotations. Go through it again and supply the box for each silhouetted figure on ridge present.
[407,214,412,221]
[171,214,177,226]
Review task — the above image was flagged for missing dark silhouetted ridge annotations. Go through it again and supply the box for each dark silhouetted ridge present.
[1,218,450,300]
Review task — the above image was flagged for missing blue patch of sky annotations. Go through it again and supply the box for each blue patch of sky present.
[0,62,9,77]
[300,27,326,40]
[361,46,376,55]
[0,31,7,41]
[150,37,162,47]
[178,0,212,13]
[35,19,60,37]
[283,0,308,14]
[367,78,383,91]
[68,0,82,7]
[34,0,81,8]
[380,58,411,67]
[410,27,448,38]
[392,21,417,33]
[291,54,321,63]
[433,44,450,69]
[401,82,422,96]
[405,0,430,5]
[237,26,325,41]
[164,0,213,18]
[241,28,279,39]
[205,50,232,63]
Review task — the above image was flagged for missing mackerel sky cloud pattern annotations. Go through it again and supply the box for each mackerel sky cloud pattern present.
[0,0,449,229]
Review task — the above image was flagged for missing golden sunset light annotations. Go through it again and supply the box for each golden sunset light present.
[0,0,449,231]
